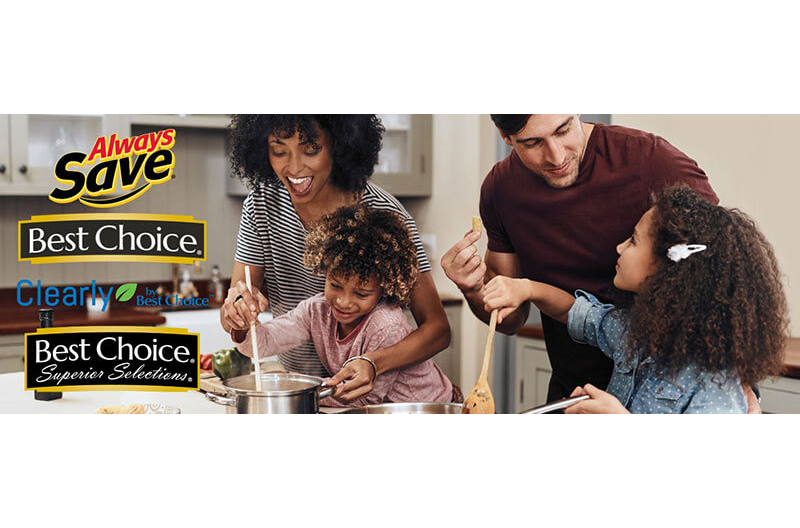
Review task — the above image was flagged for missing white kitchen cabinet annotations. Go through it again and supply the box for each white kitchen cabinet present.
[512,336,552,413]
[0,334,24,374]
[0,114,128,196]
[433,303,461,388]
[403,301,461,388]
[513,335,800,414]
[759,376,800,414]
[0,115,9,187]
[371,114,432,197]
[128,114,230,130]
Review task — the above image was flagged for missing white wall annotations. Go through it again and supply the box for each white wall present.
[612,115,798,335]
[403,114,498,387]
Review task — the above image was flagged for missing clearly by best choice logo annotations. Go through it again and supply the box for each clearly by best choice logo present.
[16,280,215,311]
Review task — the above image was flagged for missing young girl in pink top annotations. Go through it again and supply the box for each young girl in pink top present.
[232,204,455,407]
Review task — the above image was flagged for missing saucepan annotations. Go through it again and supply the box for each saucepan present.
[205,372,334,414]
[340,402,464,414]
[340,395,590,414]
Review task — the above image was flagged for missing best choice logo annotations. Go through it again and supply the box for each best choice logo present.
[18,213,206,264]
[24,326,200,392]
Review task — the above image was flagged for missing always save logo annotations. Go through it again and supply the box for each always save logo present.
[49,129,176,208]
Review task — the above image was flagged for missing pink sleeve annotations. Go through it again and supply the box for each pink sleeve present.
[234,300,314,358]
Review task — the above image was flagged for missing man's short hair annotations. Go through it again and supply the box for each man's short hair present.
[490,115,532,136]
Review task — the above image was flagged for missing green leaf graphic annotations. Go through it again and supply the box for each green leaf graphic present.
[115,283,138,302]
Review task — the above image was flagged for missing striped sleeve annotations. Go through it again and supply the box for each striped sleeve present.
[234,192,265,267]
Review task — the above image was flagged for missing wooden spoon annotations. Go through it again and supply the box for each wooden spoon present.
[244,266,263,392]
[462,308,498,414]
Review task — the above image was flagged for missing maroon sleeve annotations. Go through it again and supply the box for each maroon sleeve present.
[479,168,515,253]
[643,137,719,205]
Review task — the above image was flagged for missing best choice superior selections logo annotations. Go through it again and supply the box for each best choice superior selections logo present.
[25,326,200,392]
[18,213,206,264]
[49,129,176,208]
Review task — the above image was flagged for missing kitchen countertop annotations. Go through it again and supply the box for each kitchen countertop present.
[0,372,225,414]
[439,294,463,306]
[517,323,800,379]
[0,307,166,335]
[0,371,348,414]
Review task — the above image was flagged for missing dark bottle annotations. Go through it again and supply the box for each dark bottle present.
[34,308,62,401]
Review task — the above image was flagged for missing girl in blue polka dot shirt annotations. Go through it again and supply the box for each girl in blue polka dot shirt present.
[484,186,788,413]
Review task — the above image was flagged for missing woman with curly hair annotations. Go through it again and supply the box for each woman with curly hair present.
[220,115,450,403]
[482,185,788,413]
[232,205,455,406]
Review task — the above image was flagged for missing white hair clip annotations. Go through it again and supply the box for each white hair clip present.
[667,243,707,263]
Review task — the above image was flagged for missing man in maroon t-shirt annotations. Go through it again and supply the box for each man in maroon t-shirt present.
[442,114,723,405]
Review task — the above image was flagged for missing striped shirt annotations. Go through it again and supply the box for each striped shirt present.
[235,182,431,376]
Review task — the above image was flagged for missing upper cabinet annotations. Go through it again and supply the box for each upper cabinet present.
[0,114,128,196]
[0,114,227,197]
[128,114,231,130]
[370,114,432,197]
[1,114,432,198]
[0,115,9,189]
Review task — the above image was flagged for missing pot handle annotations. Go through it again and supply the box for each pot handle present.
[318,385,335,400]
[518,394,590,414]
[205,391,236,407]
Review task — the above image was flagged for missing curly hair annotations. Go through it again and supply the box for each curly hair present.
[303,204,419,306]
[627,185,788,387]
[228,115,384,193]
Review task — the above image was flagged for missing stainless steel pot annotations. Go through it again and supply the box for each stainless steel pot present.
[340,395,590,415]
[341,402,464,414]
[205,373,334,414]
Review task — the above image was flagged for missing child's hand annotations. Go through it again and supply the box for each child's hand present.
[564,384,630,414]
[483,276,532,323]
[326,358,377,404]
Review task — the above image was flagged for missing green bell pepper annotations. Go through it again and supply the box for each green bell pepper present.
[212,348,252,380]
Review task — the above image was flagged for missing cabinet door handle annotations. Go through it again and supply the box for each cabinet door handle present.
[420,155,425,174]
[0,164,6,174]
[19,164,28,174]
[520,378,525,403]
